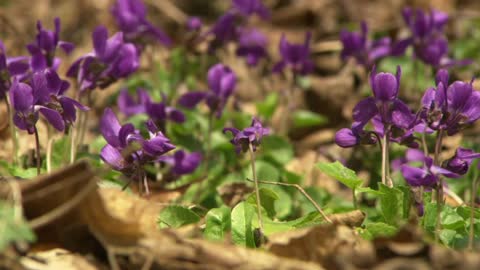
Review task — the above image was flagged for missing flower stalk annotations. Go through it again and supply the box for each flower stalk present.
[249,143,264,240]
[434,130,444,243]
[33,125,41,175]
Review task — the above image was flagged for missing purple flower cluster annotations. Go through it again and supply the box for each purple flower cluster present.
[111,0,171,48]
[67,26,139,92]
[393,8,462,67]
[420,69,480,135]
[224,117,270,153]
[340,22,391,69]
[100,108,175,174]
[341,8,469,69]
[1,18,87,136]
[27,18,75,71]
[198,0,270,66]
[117,89,185,128]
[273,32,314,76]
[100,108,201,179]
[179,63,237,118]
[335,66,416,148]
[9,69,88,134]
[336,65,480,207]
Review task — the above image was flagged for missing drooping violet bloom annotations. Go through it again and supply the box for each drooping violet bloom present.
[100,108,175,176]
[178,63,236,118]
[9,78,64,134]
[40,69,89,127]
[443,148,480,175]
[186,17,202,32]
[420,69,480,135]
[117,89,185,125]
[340,21,391,69]
[27,18,75,71]
[159,150,202,175]
[223,117,270,153]
[111,0,171,47]
[400,149,458,189]
[335,66,416,148]
[67,26,139,92]
[0,41,29,99]
[393,8,469,68]
[231,0,270,19]
[273,32,314,75]
[335,125,378,148]
[236,28,268,66]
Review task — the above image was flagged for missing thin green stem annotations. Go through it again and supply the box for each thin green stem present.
[245,178,332,223]
[352,188,358,209]
[70,127,76,164]
[5,97,19,166]
[381,132,388,186]
[249,143,264,240]
[33,125,41,176]
[469,177,479,251]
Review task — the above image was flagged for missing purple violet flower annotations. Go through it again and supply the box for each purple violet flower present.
[27,18,74,71]
[9,69,88,133]
[9,78,63,133]
[336,66,416,148]
[273,32,314,75]
[420,69,480,135]
[223,117,270,153]
[100,108,175,175]
[117,89,185,125]
[236,28,268,66]
[67,26,139,92]
[443,148,480,175]
[231,0,270,19]
[340,21,391,69]
[393,8,469,68]
[111,0,171,47]
[400,149,459,188]
[205,12,239,52]
[159,150,202,175]
[178,63,236,118]
[0,41,29,99]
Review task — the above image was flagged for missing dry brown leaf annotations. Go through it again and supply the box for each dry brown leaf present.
[266,223,362,269]
[18,162,326,270]
[21,248,100,270]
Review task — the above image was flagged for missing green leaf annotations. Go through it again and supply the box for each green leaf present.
[441,205,465,230]
[260,135,294,165]
[158,205,200,228]
[246,188,279,218]
[231,202,256,247]
[292,110,328,128]
[422,202,437,231]
[316,161,363,189]
[361,222,398,240]
[0,161,38,178]
[245,160,280,182]
[0,202,36,251]
[204,206,231,241]
[378,184,405,225]
[356,187,384,195]
[440,229,458,246]
[257,92,279,119]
